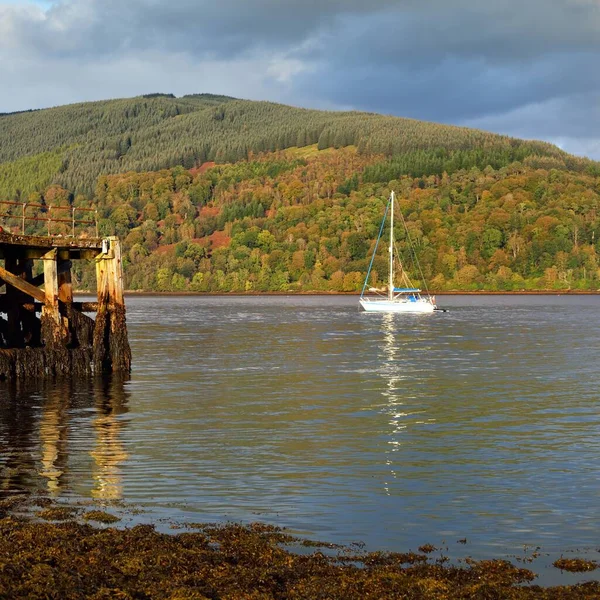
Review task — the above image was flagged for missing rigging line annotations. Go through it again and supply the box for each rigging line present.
[396,199,432,298]
[393,236,420,289]
[393,240,414,288]
[392,210,418,289]
[360,195,391,298]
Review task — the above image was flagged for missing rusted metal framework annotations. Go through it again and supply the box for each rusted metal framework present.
[0,200,98,237]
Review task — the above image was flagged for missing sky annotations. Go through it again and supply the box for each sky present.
[1,0,599,159]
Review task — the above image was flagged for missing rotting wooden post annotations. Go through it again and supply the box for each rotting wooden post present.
[58,260,73,304]
[56,258,94,349]
[19,258,41,346]
[107,236,131,371]
[4,256,23,347]
[41,248,66,348]
[93,240,109,370]
[58,258,73,347]
[93,237,131,373]
[43,249,60,323]
[106,236,124,306]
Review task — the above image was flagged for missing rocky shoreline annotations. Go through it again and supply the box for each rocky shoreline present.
[1,498,598,599]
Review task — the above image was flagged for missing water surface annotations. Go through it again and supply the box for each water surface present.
[1,294,599,583]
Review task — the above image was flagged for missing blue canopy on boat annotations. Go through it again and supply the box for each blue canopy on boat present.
[393,288,421,293]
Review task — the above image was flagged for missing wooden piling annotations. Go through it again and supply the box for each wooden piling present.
[0,231,131,379]
[19,258,40,347]
[93,237,131,373]
[4,256,22,347]
[41,248,66,349]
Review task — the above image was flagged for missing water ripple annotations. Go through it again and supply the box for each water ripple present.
[1,294,600,583]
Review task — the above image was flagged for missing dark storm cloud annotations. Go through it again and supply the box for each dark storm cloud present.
[7,1,598,63]
[300,47,600,124]
[0,0,599,157]
[1,0,396,59]
[465,92,600,143]
[285,2,600,121]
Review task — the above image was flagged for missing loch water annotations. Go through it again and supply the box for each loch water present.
[1,295,600,583]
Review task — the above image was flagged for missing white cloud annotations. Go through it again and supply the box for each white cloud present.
[266,58,312,84]
[0,51,290,112]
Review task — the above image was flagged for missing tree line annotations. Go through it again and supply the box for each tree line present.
[3,146,597,293]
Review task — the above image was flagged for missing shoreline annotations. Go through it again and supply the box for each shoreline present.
[1,498,599,599]
[114,290,600,297]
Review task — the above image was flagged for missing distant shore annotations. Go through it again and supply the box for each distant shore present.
[112,290,600,297]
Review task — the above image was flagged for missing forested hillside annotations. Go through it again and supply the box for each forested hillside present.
[4,145,595,293]
[1,93,597,199]
[1,94,599,292]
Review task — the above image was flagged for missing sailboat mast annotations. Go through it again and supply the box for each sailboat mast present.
[389,191,394,301]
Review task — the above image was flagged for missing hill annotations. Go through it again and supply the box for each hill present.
[1,93,597,200]
[1,94,599,293]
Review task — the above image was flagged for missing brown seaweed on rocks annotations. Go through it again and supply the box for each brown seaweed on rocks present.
[553,558,599,573]
[83,510,121,524]
[37,506,80,521]
[1,510,600,599]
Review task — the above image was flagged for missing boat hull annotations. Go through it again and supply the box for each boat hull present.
[359,299,435,313]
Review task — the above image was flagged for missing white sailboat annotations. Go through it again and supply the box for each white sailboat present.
[359,191,437,313]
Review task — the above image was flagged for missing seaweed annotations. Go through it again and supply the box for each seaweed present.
[82,511,121,524]
[0,503,599,599]
[553,557,598,572]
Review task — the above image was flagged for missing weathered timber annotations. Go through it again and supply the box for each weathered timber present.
[0,231,102,258]
[0,263,45,303]
[41,248,67,349]
[0,299,98,313]
[0,232,130,379]
[93,237,131,372]
[20,259,41,347]
[29,260,72,289]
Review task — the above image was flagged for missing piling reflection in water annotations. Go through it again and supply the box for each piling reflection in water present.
[39,386,70,496]
[0,381,38,496]
[0,374,130,500]
[91,375,129,501]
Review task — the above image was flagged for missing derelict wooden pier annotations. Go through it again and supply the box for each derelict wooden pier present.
[0,232,131,379]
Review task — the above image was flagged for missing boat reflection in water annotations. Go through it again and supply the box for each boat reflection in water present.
[378,313,436,496]
[380,314,402,496]
[0,374,130,501]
